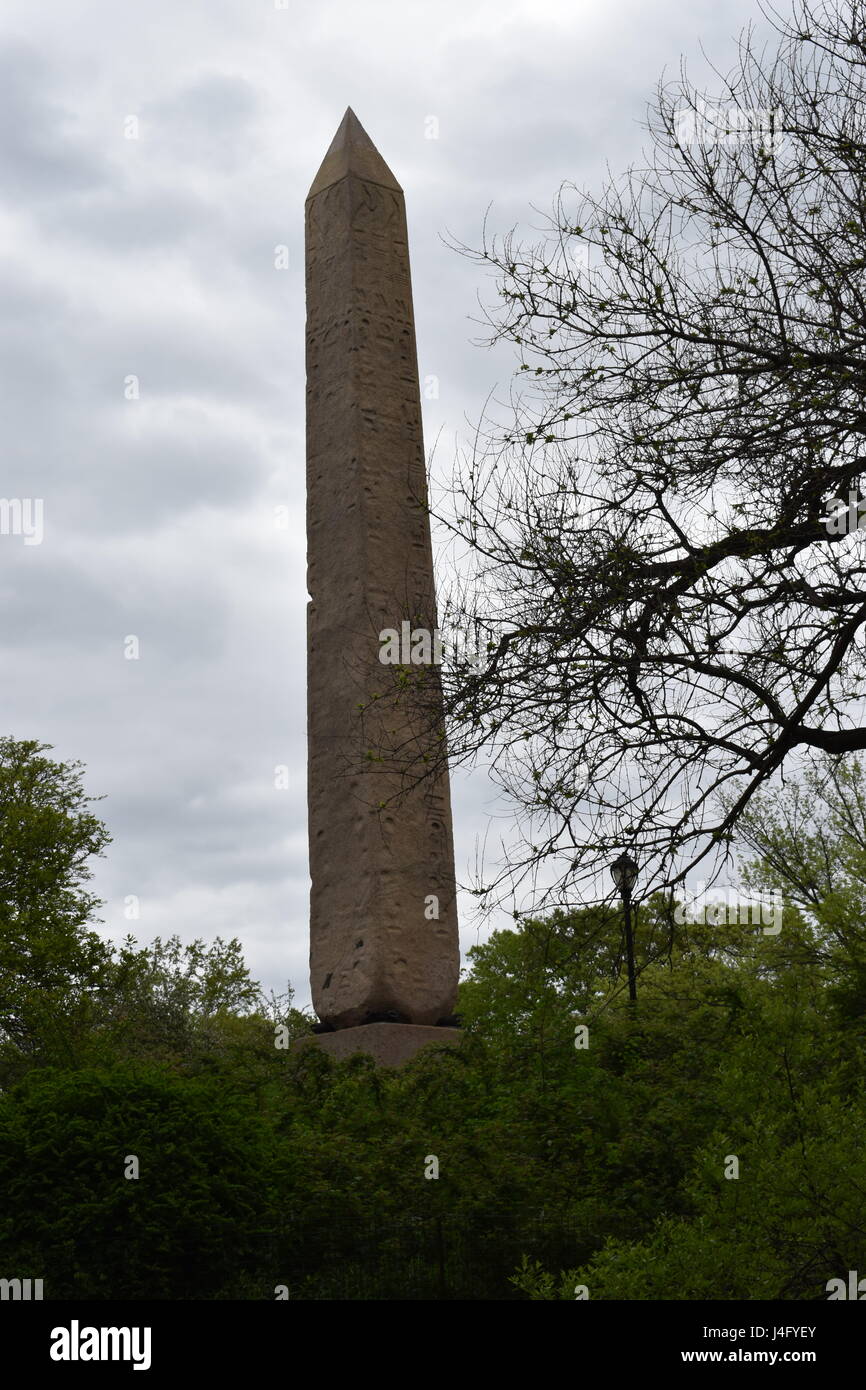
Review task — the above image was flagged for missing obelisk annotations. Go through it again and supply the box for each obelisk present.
[304,109,460,1062]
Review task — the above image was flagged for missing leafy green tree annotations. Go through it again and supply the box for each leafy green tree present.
[502,759,866,1298]
[93,934,269,1060]
[0,736,313,1080]
[3,736,864,1300]
[0,737,111,1073]
[0,1063,281,1298]
[731,753,866,1027]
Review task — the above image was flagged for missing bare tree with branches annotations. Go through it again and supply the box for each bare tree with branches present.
[373,0,866,917]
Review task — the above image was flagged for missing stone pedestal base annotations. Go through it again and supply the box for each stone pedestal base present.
[293,1022,462,1068]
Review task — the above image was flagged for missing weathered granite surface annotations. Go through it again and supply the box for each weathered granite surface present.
[305,109,460,1029]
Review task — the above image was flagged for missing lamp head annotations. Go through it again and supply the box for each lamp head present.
[611,851,639,897]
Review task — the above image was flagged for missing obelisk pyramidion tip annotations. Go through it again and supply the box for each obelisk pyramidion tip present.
[307,107,402,199]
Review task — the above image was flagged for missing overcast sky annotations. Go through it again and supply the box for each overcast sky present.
[1,0,769,1009]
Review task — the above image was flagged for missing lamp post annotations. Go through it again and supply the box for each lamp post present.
[611,852,639,1005]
